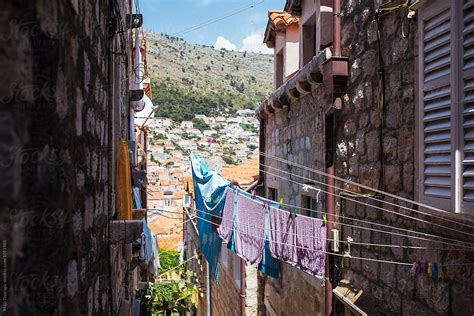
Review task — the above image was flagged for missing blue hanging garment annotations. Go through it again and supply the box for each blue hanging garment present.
[191,153,230,281]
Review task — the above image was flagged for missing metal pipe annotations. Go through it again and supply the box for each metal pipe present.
[325,113,336,316]
[206,261,211,316]
[240,259,246,316]
[332,0,341,56]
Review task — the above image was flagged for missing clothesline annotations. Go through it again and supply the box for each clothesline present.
[259,166,474,241]
[261,162,474,233]
[151,207,474,252]
[260,152,474,229]
[192,209,474,268]
[190,206,474,252]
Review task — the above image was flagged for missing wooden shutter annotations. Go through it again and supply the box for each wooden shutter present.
[462,0,474,207]
[420,2,453,202]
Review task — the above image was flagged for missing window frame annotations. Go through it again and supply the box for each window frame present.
[417,0,474,213]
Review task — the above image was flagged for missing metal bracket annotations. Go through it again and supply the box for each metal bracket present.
[130,89,144,101]
[126,14,143,29]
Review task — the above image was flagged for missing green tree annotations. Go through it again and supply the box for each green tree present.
[192,118,210,131]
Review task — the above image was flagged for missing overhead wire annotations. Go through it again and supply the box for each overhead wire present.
[171,1,266,37]
[260,162,474,238]
[259,168,474,249]
[260,152,474,229]
[149,206,474,252]
[189,209,474,267]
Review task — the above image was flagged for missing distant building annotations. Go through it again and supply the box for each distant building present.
[181,121,194,129]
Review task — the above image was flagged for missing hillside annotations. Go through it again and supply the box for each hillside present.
[145,31,274,121]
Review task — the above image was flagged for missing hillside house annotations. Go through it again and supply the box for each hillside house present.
[254,0,474,315]
[181,120,194,129]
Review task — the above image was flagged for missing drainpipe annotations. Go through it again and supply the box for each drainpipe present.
[206,261,211,316]
[332,0,341,56]
[240,259,246,316]
[325,113,335,316]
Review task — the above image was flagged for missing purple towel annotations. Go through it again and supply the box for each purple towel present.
[269,207,326,278]
[234,193,266,266]
[269,207,297,266]
[217,188,234,243]
[295,215,326,278]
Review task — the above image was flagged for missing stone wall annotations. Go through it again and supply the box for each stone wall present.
[0,1,132,314]
[210,249,242,316]
[261,0,474,315]
[262,90,328,316]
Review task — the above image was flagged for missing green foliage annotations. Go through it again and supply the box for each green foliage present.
[222,156,237,165]
[247,144,257,150]
[138,275,197,315]
[158,249,181,275]
[192,118,210,131]
[240,123,258,133]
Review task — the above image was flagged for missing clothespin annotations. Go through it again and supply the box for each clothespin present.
[252,190,257,199]
[410,262,417,275]
[302,184,309,192]
[279,198,283,208]
[322,212,327,226]
[263,199,267,209]
[344,236,353,258]
[416,261,422,274]
[423,261,428,273]
[432,262,439,281]
[440,260,448,280]
[293,207,298,219]
[427,262,433,278]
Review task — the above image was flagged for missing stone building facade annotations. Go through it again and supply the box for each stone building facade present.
[1,1,155,314]
[257,0,474,315]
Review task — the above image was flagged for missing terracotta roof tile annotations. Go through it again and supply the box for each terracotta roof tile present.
[221,157,259,186]
[264,10,299,48]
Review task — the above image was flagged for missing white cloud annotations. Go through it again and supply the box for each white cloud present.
[240,32,272,54]
[213,36,236,51]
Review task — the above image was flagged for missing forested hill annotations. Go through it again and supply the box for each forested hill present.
[146,31,274,121]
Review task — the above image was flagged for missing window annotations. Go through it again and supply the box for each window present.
[302,17,316,66]
[276,49,284,88]
[418,0,474,213]
[301,194,319,218]
[268,187,279,202]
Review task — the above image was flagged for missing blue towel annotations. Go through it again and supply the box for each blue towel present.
[191,153,230,281]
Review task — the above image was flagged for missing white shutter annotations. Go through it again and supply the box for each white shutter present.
[422,5,453,199]
[463,0,474,202]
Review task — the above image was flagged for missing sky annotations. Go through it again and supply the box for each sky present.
[139,0,286,54]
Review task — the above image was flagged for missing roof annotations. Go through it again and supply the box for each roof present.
[221,157,259,186]
[264,10,299,48]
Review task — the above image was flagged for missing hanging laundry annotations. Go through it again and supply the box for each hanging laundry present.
[269,206,326,278]
[218,187,266,264]
[217,187,237,243]
[269,206,298,266]
[191,153,230,281]
[234,190,266,266]
[218,188,279,277]
[295,213,326,278]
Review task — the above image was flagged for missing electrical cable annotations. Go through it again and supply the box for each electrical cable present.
[171,1,265,37]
